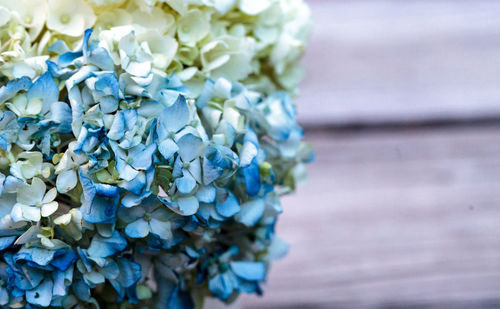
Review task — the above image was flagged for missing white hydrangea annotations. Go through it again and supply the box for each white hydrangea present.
[201,35,255,81]
[0,7,10,27]
[87,0,127,8]
[0,0,48,39]
[47,0,96,37]
[0,0,311,95]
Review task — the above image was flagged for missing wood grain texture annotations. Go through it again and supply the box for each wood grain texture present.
[297,0,500,126]
[240,125,500,308]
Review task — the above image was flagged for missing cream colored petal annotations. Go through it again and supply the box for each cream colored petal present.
[41,201,59,217]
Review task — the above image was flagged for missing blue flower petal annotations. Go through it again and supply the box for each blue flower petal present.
[234,199,265,227]
[15,247,56,266]
[68,87,84,137]
[80,172,120,223]
[239,140,258,167]
[27,71,59,112]
[258,92,296,141]
[107,112,125,140]
[65,65,97,90]
[0,172,4,195]
[116,161,140,182]
[267,236,289,260]
[48,40,69,54]
[160,196,199,216]
[122,109,138,129]
[196,185,216,203]
[118,258,142,288]
[119,171,147,195]
[208,271,238,300]
[156,88,179,105]
[72,279,91,301]
[202,156,222,185]
[46,60,71,80]
[88,230,127,258]
[7,264,44,290]
[0,236,16,250]
[236,279,260,295]
[121,190,151,208]
[95,73,120,99]
[51,248,78,271]
[82,29,93,59]
[149,218,171,240]
[157,95,189,137]
[215,190,240,217]
[177,133,204,163]
[58,51,83,68]
[175,172,196,194]
[177,197,199,216]
[100,96,119,114]
[52,269,69,297]
[88,47,115,71]
[74,126,106,154]
[102,260,120,280]
[158,138,178,160]
[242,159,261,196]
[26,279,53,307]
[109,142,139,181]
[50,101,72,133]
[156,280,194,309]
[187,158,202,183]
[229,261,266,281]
[195,79,214,109]
[0,76,31,103]
[130,143,157,170]
[125,218,149,238]
[0,111,19,150]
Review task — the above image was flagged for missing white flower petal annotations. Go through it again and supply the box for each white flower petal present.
[177,9,210,45]
[42,187,57,203]
[54,213,72,225]
[0,6,10,27]
[239,0,271,15]
[17,177,45,205]
[47,0,96,37]
[56,169,78,194]
[20,204,41,222]
[41,201,59,217]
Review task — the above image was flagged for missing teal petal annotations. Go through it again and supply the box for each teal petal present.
[26,279,53,307]
[157,95,189,137]
[88,231,127,258]
[229,261,265,281]
[125,218,149,238]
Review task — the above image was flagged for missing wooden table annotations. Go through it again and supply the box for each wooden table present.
[241,1,500,307]
[241,125,500,308]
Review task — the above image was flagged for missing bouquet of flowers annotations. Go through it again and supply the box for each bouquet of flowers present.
[0,0,312,307]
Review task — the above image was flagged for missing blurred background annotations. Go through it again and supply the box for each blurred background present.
[242,0,500,308]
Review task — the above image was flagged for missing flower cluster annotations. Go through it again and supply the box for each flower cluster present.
[0,27,312,308]
[0,0,311,97]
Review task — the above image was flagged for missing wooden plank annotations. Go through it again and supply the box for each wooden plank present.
[239,125,500,308]
[296,0,500,126]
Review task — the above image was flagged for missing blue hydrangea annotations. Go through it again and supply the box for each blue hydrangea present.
[0,28,312,308]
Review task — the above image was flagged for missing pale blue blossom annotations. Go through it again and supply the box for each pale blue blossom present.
[0,23,311,307]
[118,197,173,240]
[156,95,191,160]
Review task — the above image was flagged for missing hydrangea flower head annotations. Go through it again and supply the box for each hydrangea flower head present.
[0,0,312,307]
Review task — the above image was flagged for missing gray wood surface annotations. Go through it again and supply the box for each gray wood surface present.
[297,0,500,126]
[241,125,500,308]
[236,1,500,307]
